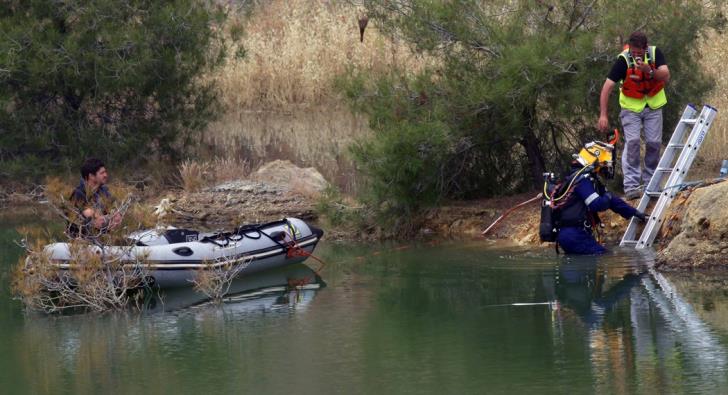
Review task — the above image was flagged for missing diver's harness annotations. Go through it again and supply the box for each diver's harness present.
[539,165,605,253]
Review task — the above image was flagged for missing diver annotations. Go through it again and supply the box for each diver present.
[540,137,646,254]
[543,259,643,327]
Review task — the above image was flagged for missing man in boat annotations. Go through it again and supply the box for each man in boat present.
[543,139,646,254]
[67,158,122,237]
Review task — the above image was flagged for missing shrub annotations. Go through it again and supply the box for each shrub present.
[0,0,233,183]
[342,0,724,228]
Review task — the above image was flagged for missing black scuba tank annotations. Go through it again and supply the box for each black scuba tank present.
[539,173,559,242]
[539,200,558,242]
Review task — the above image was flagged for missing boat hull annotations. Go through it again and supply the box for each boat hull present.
[46,218,323,288]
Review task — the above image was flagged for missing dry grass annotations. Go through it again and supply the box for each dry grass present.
[199,0,436,192]
[12,235,153,313]
[201,108,367,193]
[191,256,253,302]
[179,160,209,192]
[203,1,727,190]
[695,27,728,176]
[214,0,434,110]
[178,158,250,192]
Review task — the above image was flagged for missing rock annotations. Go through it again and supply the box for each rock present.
[251,160,329,197]
[657,181,728,269]
[702,218,711,229]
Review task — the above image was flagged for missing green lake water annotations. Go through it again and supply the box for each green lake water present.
[1,216,728,394]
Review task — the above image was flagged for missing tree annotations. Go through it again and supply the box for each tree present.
[341,0,724,226]
[0,0,230,181]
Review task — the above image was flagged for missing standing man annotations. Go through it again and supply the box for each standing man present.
[68,158,122,236]
[598,31,670,200]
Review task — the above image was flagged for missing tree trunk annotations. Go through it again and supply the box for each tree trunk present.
[520,127,545,190]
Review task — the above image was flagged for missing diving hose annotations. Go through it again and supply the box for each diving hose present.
[542,163,592,203]
[481,193,543,236]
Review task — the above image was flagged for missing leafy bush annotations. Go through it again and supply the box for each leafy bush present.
[0,0,232,182]
[341,0,724,227]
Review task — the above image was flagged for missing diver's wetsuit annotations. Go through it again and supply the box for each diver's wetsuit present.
[556,171,637,255]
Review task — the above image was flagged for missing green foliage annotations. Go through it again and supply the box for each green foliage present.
[0,0,231,182]
[342,0,724,225]
[315,186,370,230]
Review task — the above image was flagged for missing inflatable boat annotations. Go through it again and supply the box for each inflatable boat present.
[45,218,324,288]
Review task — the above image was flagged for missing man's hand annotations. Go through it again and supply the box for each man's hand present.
[598,114,609,133]
[109,212,123,229]
[634,211,647,222]
[92,215,106,229]
[598,79,616,133]
[635,58,651,74]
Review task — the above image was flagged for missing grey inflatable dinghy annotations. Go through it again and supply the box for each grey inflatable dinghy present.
[45,218,324,288]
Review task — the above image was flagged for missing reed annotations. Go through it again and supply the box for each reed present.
[206,0,726,187]
[178,158,250,192]
[695,28,728,177]
[192,256,253,303]
[213,0,434,110]
[13,235,153,314]
[201,0,435,190]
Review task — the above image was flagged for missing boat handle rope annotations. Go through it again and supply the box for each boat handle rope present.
[199,219,328,278]
[200,219,298,251]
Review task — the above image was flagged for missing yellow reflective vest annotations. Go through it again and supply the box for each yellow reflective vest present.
[618,46,667,113]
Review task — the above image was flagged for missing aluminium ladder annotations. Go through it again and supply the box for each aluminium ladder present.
[620,104,718,249]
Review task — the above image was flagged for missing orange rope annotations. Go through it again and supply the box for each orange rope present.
[280,223,327,273]
[286,242,326,275]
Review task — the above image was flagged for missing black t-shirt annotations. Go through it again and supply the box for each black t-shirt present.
[606,47,666,82]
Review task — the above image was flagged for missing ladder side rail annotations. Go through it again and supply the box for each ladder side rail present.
[637,107,714,248]
[621,191,652,245]
[661,106,717,193]
[635,106,717,248]
[645,105,699,194]
[621,104,698,246]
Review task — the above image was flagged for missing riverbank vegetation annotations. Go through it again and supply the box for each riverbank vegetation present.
[2,0,728,236]
[11,182,155,313]
[336,0,725,228]
[10,177,273,313]
[0,0,233,184]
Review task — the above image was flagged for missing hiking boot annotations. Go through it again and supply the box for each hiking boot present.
[624,187,643,200]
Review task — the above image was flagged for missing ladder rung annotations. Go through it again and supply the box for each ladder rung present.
[622,104,717,250]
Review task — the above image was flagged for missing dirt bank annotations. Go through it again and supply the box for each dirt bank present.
[418,179,728,272]
[654,180,728,270]
[5,160,726,272]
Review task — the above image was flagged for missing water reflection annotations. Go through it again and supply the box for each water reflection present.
[11,264,323,394]
[147,263,322,313]
[544,254,728,393]
[4,230,728,394]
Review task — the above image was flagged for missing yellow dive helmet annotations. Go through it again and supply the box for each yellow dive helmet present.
[575,140,615,178]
